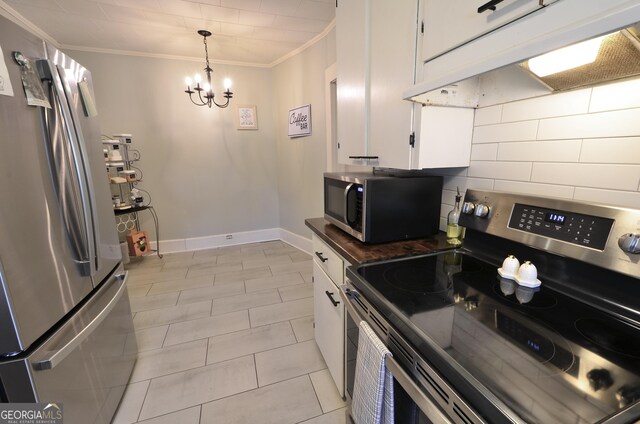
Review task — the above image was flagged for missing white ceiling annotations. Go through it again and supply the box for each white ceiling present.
[3,0,336,67]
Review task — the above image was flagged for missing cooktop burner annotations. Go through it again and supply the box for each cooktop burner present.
[575,318,640,359]
[383,263,450,294]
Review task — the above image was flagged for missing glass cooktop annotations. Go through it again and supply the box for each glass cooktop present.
[352,250,640,423]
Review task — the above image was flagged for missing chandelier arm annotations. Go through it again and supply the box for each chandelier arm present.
[189,94,206,107]
[212,97,230,108]
[196,90,210,107]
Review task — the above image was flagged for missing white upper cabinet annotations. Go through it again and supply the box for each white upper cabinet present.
[409,0,640,97]
[423,0,560,62]
[336,0,423,169]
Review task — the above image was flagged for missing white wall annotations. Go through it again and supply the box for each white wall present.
[69,52,280,246]
[272,28,337,238]
[433,77,640,230]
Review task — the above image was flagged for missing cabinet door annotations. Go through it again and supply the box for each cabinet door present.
[423,0,560,61]
[417,106,474,168]
[336,0,368,164]
[369,0,422,169]
[313,262,345,397]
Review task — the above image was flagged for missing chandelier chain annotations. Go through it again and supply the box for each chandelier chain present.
[203,35,210,75]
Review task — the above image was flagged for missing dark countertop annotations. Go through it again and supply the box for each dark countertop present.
[305,217,454,265]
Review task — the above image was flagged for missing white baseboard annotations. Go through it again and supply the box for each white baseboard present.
[278,228,312,255]
[148,227,303,254]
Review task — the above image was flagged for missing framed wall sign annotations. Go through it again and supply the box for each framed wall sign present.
[236,105,258,130]
[288,104,311,137]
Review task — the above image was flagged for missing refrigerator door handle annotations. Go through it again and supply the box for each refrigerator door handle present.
[54,64,99,277]
[33,273,127,371]
[38,60,93,275]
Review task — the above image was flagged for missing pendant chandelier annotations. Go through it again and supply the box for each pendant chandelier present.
[184,30,233,108]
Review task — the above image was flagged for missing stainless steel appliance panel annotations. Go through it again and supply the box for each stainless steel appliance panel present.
[45,45,121,287]
[0,19,94,355]
[0,269,137,424]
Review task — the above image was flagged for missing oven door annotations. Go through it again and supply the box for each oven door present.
[341,284,453,424]
[324,176,364,241]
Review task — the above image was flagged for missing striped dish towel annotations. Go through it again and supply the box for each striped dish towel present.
[351,320,394,424]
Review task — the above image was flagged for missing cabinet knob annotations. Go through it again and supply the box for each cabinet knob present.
[618,233,640,254]
[474,203,490,218]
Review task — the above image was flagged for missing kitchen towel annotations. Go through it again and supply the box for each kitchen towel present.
[351,320,394,424]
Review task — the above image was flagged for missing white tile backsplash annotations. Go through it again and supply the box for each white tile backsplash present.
[573,187,640,209]
[468,161,532,181]
[442,176,494,192]
[472,120,539,144]
[501,88,590,123]
[580,137,640,164]
[590,78,640,112]
[474,104,502,126]
[537,108,640,140]
[531,163,640,191]
[470,143,498,161]
[433,77,640,223]
[493,180,575,199]
[497,140,581,162]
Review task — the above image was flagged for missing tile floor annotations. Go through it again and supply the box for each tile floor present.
[111,240,347,424]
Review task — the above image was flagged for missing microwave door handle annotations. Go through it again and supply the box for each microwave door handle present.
[385,356,453,424]
[343,183,356,226]
[39,60,92,275]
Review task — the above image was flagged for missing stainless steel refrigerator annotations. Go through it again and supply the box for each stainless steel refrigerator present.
[0,16,137,424]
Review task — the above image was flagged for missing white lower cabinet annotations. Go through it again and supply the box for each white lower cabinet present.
[313,262,345,397]
[313,237,348,398]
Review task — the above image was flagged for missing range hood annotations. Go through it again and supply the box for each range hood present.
[404,1,640,107]
[519,25,640,92]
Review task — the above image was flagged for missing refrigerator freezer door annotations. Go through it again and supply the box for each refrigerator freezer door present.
[0,19,94,355]
[46,45,122,287]
[0,268,137,424]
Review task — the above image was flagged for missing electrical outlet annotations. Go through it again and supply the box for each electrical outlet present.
[225,234,233,240]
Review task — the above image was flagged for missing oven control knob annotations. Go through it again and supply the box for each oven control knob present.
[462,202,475,215]
[618,233,640,254]
[474,203,490,218]
[616,385,640,408]
[587,369,613,391]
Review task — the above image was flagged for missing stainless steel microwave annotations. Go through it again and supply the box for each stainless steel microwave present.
[323,173,443,243]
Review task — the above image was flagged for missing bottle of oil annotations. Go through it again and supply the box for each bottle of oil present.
[447,187,463,246]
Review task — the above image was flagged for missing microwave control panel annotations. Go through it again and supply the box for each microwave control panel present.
[508,204,614,251]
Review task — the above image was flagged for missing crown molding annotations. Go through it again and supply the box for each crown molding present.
[61,45,273,69]
[0,1,61,48]
[269,18,336,68]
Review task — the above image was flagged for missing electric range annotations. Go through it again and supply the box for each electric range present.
[343,190,640,424]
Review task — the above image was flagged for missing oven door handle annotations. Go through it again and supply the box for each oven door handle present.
[340,285,454,424]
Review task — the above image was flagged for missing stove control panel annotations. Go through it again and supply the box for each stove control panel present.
[508,204,614,251]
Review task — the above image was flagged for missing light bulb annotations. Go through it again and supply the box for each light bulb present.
[224,78,232,90]
[185,76,193,87]
[203,82,211,92]
[528,34,608,77]
[194,74,202,83]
